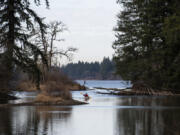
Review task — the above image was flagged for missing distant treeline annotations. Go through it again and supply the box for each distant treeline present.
[61,57,121,80]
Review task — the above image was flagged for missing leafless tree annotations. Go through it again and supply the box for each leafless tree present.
[30,20,77,68]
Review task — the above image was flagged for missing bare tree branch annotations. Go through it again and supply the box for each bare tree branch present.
[31,20,77,67]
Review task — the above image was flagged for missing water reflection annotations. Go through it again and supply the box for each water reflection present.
[115,97,180,135]
[117,96,180,106]
[0,95,180,135]
[0,106,72,135]
[0,107,13,135]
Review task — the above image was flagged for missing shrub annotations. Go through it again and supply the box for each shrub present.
[35,93,64,103]
[41,81,72,100]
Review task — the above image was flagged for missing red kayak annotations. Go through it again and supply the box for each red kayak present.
[83,93,89,98]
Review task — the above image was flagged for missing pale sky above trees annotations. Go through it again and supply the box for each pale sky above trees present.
[33,0,120,64]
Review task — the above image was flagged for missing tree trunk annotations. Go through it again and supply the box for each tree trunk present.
[4,0,15,90]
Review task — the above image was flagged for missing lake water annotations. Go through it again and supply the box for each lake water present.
[0,80,180,135]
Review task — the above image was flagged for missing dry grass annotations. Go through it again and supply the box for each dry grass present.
[34,92,86,106]
[16,81,37,91]
[68,83,86,91]
[15,69,87,101]
[35,93,64,104]
[40,70,73,99]
[40,81,72,100]
[16,69,86,93]
[14,71,37,91]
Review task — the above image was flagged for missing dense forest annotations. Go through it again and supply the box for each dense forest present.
[61,57,121,80]
[113,0,180,91]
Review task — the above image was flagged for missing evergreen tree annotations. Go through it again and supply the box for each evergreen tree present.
[162,0,180,89]
[113,0,180,90]
[0,0,49,90]
[100,57,114,79]
[61,58,118,80]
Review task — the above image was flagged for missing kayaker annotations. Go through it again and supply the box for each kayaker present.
[83,93,89,98]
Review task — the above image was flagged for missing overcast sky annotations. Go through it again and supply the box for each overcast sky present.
[33,0,120,64]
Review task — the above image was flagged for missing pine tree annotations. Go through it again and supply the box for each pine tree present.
[0,0,49,90]
[113,0,180,90]
[162,0,180,89]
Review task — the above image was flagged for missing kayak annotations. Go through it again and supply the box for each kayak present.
[80,92,90,100]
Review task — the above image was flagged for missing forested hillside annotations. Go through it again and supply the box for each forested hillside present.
[61,57,121,80]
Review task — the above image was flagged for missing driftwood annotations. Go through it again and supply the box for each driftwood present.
[93,87,130,91]
[130,82,179,96]
[95,82,180,96]
[97,89,179,96]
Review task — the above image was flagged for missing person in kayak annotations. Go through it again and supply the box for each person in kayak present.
[83,93,89,98]
[83,93,90,101]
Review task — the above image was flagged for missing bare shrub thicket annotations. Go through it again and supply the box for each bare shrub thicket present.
[15,68,75,99]
[41,69,73,99]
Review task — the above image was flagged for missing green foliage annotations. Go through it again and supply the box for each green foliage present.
[113,0,180,90]
[0,0,49,90]
[61,57,119,80]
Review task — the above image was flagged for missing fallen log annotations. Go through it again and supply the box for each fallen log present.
[93,87,130,91]
[97,89,180,96]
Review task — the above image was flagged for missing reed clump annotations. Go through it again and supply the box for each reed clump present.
[35,93,64,104]
[16,69,85,93]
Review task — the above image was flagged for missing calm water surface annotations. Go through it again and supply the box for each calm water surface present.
[0,80,180,135]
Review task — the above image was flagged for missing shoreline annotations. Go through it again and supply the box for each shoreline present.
[0,99,87,108]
